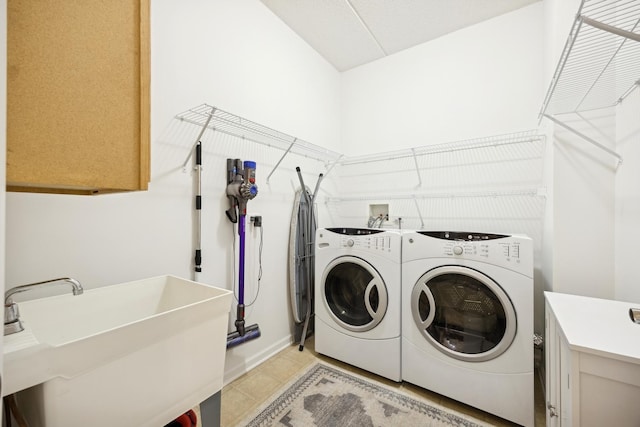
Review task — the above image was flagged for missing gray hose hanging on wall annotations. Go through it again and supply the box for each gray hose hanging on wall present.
[289,168,323,351]
[289,186,312,325]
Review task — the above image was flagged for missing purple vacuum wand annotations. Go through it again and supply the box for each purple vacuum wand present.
[226,160,258,341]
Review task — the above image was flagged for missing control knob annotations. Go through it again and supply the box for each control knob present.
[453,246,463,255]
[346,239,355,247]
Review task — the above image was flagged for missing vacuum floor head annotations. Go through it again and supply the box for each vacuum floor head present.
[226,323,261,349]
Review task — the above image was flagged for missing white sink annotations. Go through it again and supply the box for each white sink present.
[3,275,232,427]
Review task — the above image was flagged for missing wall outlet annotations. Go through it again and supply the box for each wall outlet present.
[250,215,262,227]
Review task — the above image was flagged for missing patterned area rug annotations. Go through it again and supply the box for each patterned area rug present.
[242,363,489,427]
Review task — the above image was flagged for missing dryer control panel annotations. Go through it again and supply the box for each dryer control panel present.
[421,231,508,241]
[404,231,533,275]
[443,240,523,263]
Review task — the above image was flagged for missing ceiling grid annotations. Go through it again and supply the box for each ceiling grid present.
[260,0,540,71]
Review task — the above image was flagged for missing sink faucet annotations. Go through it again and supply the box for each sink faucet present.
[4,278,84,335]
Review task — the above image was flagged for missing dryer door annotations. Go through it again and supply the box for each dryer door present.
[322,256,388,332]
[411,265,516,362]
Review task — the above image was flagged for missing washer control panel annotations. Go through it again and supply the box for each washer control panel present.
[340,235,393,253]
[327,227,385,236]
[318,228,399,256]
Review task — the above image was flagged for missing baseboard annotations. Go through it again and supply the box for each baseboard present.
[223,335,293,385]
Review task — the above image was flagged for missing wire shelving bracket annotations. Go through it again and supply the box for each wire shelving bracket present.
[539,0,640,166]
[411,148,422,187]
[413,196,425,229]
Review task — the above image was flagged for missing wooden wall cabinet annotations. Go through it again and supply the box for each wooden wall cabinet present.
[7,0,150,195]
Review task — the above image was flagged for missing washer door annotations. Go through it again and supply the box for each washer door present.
[322,256,388,332]
[411,265,516,362]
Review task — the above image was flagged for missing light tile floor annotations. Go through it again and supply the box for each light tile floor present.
[221,337,546,427]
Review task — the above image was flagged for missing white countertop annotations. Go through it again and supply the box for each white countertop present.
[545,291,640,364]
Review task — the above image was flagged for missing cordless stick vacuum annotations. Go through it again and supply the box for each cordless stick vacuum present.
[226,159,261,349]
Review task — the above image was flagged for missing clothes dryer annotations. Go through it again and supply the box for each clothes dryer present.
[315,227,402,381]
[402,231,534,426]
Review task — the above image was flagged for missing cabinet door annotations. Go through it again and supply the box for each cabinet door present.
[545,305,561,426]
[558,335,574,426]
[7,0,150,195]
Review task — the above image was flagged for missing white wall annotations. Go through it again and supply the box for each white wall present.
[5,0,341,385]
[341,3,544,155]
[615,89,640,303]
[151,1,342,152]
[551,110,616,298]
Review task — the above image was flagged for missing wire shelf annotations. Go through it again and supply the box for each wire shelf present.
[326,188,546,203]
[175,104,545,188]
[540,0,640,116]
[338,130,543,166]
[176,103,342,166]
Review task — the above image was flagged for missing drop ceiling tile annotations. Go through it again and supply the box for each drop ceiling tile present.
[261,0,386,71]
[260,0,541,70]
[349,0,540,54]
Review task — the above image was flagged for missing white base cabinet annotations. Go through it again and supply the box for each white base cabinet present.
[545,292,640,427]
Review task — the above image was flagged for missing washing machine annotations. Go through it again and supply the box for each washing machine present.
[315,227,402,382]
[402,231,534,426]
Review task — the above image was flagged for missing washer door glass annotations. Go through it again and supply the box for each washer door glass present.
[323,256,388,332]
[411,265,516,362]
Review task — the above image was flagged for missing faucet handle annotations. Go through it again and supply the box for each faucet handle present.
[4,303,24,334]
[5,302,19,324]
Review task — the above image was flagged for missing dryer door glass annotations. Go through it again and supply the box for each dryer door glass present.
[323,256,388,332]
[411,266,516,362]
